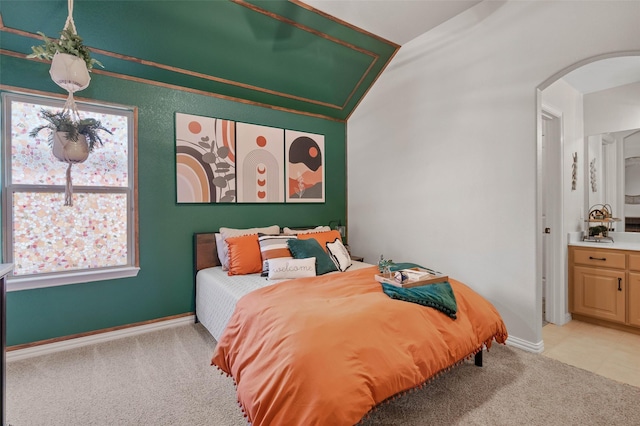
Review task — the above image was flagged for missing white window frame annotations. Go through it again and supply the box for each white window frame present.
[2,91,139,291]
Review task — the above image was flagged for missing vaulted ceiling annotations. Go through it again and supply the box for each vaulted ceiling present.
[0,0,399,121]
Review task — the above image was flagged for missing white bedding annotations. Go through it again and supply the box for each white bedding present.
[196,261,372,341]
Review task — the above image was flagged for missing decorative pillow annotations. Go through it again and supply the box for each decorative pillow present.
[326,238,352,272]
[282,226,331,235]
[287,238,338,275]
[219,225,280,270]
[226,234,263,276]
[297,230,343,252]
[258,235,297,276]
[215,233,226,265]
[267,257,316,280]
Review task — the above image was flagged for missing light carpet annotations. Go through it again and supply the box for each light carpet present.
[6,323,640,426]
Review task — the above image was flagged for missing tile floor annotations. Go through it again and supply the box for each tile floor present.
[542,320,640,388]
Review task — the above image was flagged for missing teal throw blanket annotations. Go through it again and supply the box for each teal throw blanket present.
[381,262,458,319]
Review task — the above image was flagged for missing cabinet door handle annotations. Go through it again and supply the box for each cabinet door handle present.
[589,256,606,261]
[618,277,622,292]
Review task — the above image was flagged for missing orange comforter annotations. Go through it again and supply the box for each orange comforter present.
[212,266,507,426]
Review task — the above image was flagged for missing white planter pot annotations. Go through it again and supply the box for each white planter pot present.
[49,52,90,93]
[52,131,89,163]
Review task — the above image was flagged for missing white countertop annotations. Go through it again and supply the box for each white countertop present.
[568,232,640,251]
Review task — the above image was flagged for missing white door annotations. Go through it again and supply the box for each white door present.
[541,116,549,322]
[541,107,563,325]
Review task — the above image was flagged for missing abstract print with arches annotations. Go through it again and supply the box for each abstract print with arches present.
[175,113,236,203]
[286,130,325,203]
[236,122,284,203]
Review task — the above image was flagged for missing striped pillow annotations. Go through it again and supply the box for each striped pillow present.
[258,235,297,276]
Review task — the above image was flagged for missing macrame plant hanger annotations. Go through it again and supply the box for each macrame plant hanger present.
[50,0,91,206]
[55,107,86,207]
[51,0,90,112]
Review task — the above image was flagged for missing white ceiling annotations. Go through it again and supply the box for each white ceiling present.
[305,1,640,93]
[562,56,640,94]
[304,0,481,45]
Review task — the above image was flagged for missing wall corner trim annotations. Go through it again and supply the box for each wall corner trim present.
[505,335,544,354]
[6,313,195,361]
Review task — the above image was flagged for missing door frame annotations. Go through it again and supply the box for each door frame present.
[540,103,564,325]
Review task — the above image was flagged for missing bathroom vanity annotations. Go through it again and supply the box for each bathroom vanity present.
[568,235,640,333]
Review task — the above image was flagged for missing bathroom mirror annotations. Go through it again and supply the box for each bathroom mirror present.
[572,56,640,232]
[586,129,640,231]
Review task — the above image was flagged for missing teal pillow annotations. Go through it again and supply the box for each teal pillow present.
[287,238,338,275]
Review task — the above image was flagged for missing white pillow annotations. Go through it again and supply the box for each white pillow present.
[282,226,331,235]
[267,257,316,280]
[215,233,226,266]
[219,225,280,270]
[326,238,352,272]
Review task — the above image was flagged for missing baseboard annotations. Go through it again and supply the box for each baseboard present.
[505,335,544,353]
[7,314,196,361]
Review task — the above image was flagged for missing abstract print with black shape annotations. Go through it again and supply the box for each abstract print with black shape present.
[288,136,323,199]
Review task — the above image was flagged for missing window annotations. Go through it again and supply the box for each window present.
[2,92,138,290]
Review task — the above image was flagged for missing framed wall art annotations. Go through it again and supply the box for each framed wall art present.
[285,130,325,203]
[176,112,325,204]
[175,113,236,203]
[236,123,284,203]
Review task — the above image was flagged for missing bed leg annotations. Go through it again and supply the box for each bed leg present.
[474,350,483,367]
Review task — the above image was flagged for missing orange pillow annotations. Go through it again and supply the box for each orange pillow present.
[226,234,262,276]
[297,230,342,252]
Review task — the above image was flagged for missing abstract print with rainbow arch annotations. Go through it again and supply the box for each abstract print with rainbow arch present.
[175,113,236,203]
[286,130,325,203]
[236,123,284,203]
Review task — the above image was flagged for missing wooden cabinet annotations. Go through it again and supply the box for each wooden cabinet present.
[569,246,640,332]
[628,273,640,327]
[628,254,640,328]
[572,266,625,323]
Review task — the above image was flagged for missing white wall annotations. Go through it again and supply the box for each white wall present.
[347,0,640,349]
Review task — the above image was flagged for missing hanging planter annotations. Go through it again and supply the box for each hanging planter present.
[28,26,103,114]
[29,109,112,206]
[51,131,89,163]
[49,51,91,94]
[27,0,103,113]
[27,26,103,86]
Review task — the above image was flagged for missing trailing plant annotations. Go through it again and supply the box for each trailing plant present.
[27,26,103,71]
[29,109,112,152]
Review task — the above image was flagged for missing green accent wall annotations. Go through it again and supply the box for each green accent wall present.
[0,54,346,346]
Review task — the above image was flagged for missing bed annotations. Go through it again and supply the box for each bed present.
[194,231,508,425]
[194,232,373,341]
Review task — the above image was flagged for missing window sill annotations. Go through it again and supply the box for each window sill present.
[7,266,140,292]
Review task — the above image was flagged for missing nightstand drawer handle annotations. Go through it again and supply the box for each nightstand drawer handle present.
[589,256,606,261]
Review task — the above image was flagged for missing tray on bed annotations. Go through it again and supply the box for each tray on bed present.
[374,267,448,288]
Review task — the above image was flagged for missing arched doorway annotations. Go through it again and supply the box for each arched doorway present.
[536,52,640,332]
